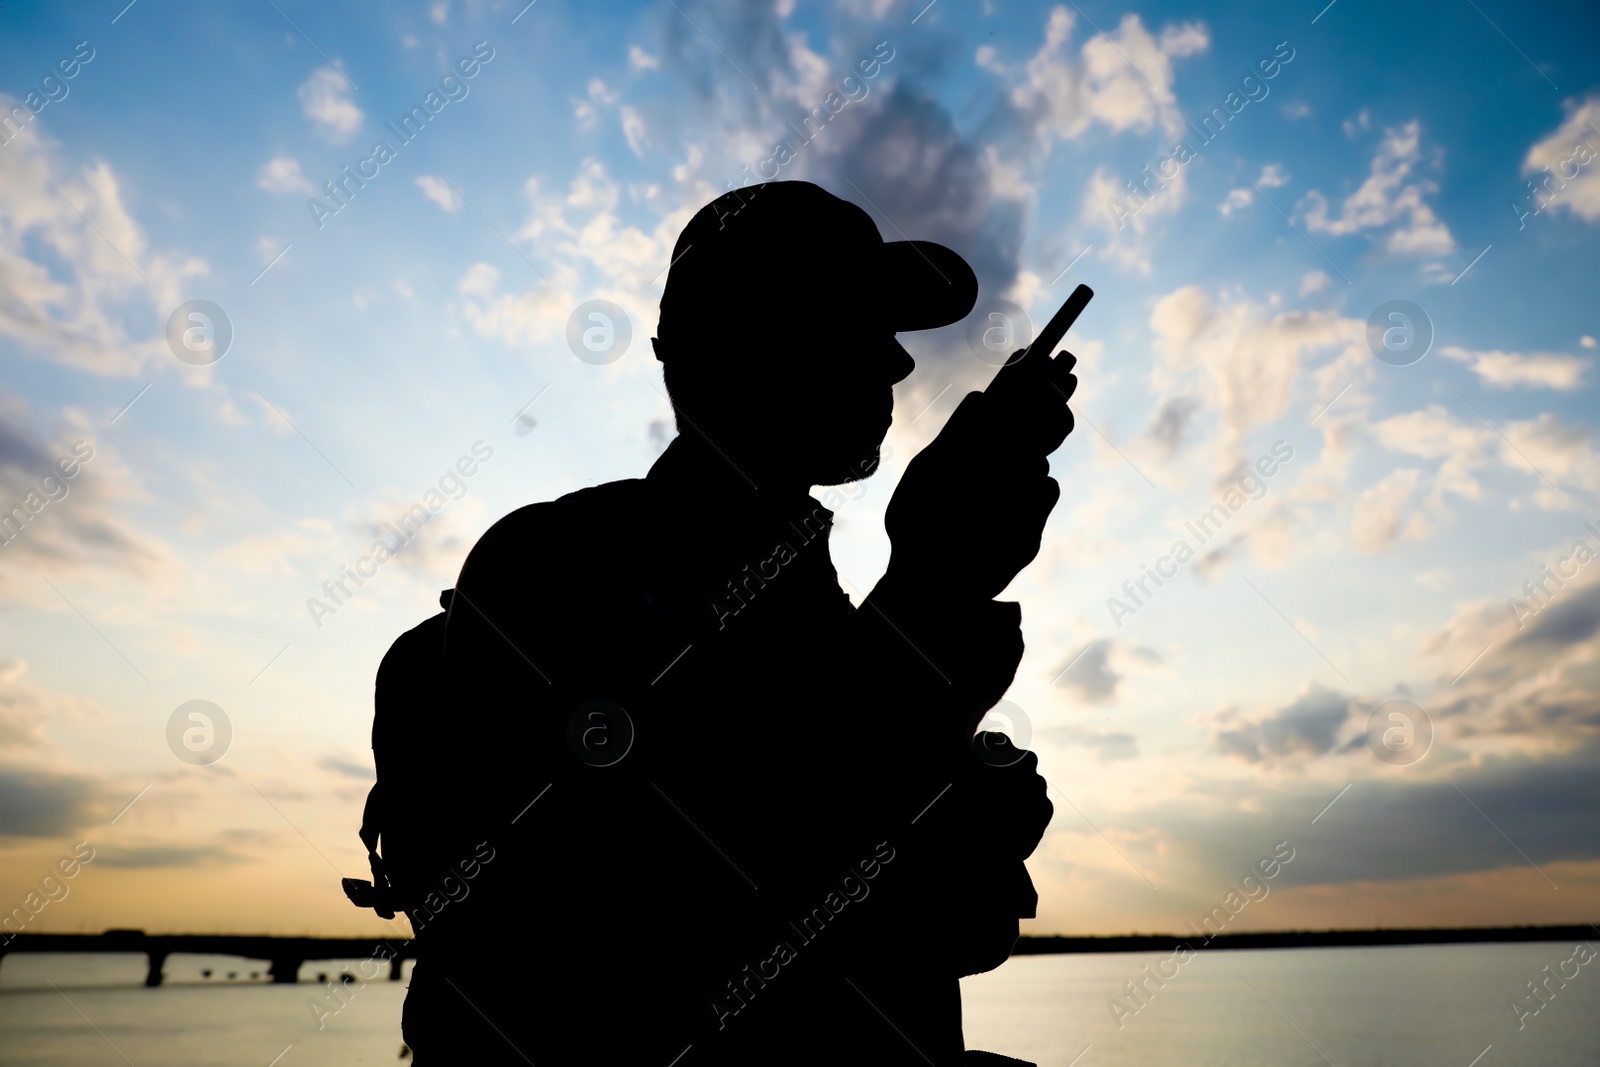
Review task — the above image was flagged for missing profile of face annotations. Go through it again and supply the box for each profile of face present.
[661,306,915,489]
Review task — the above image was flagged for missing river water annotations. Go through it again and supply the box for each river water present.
[0,942,1594,1064]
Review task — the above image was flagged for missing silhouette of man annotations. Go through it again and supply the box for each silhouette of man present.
[383,181,1075,1065]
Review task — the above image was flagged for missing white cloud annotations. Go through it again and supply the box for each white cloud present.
[1352,467,1431,552]
[1300,270,1330,296]
[414,174,461,212]
[1370,404,1600,506]
[1148,286,1363,442]
[1502,413,1600,497]
[1582,335,1597,348]
[1521,96,1600,223]
[1221,166,1287,216]
[1218,187,1252,216]
[1441,346,1589,390]
[297,67,362,144]
[1302,120,1455,256]
[1282,100,1311,121]
[428,1,448,24]
[627,45,659,71]
[0,114,206,375]
[255,156,316,196]
[1370,405,1493,502]
[1414,568,1451,592]
[1007,6,1209,146]
[1082,163,1188,274]
[620,106,647,158]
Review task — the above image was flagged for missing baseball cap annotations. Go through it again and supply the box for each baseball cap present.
[655,181,978,353]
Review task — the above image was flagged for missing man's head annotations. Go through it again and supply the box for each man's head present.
[653,181,977,488]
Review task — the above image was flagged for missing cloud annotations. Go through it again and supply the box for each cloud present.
[1213,684,1361,762]
[318,754,375,780]
[1522,95,1600,223]
[1218,187,1252,216]
[1145,395,1201,458]
[1007,7,1209,145]
[1044,724,1138,761]
[1131,741,1600,888]
[1441,345,1589,390]
[0,658,105,751]
[1052,639,1121,703]
[297,67,362,144]
[1368,405,1494,502]
[1301,120,1455,256]
[1501,413,1600,497]
[255,156,316,196]
[1257,164,1289,188]
[0,112,207,375]
[1081,162,1187,275]
[415,174,461,212]
[1352,467,1431,552]
[0,764,106,836]
[1219,168,1285,217]
[1421,565,1600,747]
[93,843,251,869]
[621,106,648,157]
[0,401,172,580]
[1510,581,1600,655]
[628,45,660,71]
[1148,286,1362,443]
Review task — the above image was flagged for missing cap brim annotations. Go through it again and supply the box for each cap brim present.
[877,240,979,332]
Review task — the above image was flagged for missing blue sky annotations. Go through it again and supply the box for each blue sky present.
[2,0,1599,939]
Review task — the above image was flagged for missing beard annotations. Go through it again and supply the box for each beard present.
[812,442,881,487]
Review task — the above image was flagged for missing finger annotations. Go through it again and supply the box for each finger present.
[1048,349,1078,386]
[985,343,1052,406]
[1032,476,1062,526]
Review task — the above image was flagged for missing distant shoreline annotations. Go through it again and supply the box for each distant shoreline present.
[5,924,1594,956]
[1013,924,1599,954]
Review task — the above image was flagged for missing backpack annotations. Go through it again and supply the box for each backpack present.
[341,588,454,921]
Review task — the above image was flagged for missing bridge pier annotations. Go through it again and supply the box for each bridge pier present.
[144,951,167,987]
[389,955,404,980]
[268,958,303,983]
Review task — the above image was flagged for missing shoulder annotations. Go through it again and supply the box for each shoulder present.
[458,478,646,584]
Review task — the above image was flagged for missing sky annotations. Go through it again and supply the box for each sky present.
[1,0,1598,941]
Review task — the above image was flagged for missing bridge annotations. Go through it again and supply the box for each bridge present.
[0,929,415,987]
